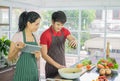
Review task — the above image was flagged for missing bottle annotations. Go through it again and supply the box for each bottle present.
[106,42,110,58]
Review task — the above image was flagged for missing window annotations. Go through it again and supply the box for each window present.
[113,10,120,19]
[95,10,102,19]
[10,8,25,39]
[0,6,9,38]
[107,9,120,31]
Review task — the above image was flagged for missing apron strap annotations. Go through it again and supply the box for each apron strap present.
[23,30,26,43]
[32,33,37,43]
[22,30,37,43]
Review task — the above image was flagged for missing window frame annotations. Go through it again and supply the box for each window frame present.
[112,9,120,20]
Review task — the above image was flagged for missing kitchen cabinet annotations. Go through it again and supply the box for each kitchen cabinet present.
[0,66,15,81]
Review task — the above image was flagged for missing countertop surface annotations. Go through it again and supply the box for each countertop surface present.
[41,55,120,81]
[42,67,120,81]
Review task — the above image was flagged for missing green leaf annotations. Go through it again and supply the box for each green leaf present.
[107,57,117,64]
[4,40,11,46]
[82,59,91,66]
[97,60,102,64]
[0,36,11,56]
[0,39,2,46]
[113,63,119,69]
[1,36,6,41]
[3,48,8,56]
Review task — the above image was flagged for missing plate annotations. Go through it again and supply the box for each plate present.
[111,69,118,72]
[58,68,82,79]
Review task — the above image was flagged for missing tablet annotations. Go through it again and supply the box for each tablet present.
[21,44,41,53]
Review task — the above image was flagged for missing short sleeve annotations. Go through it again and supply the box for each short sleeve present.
[62,28,71,38]
[11,33,19,42]
[40,32,48,45]
[11,32,23,42]
[11,32,23,56]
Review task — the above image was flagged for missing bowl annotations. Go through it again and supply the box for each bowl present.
[58,68,82,79]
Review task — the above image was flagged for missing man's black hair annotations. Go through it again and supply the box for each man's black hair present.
[52,11,67,24]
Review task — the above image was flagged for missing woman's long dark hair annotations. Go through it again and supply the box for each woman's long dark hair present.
[18,11,41,31]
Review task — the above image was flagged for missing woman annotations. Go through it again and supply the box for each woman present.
[8,11,41,81]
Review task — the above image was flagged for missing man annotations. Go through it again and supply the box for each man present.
[40,11,77,78]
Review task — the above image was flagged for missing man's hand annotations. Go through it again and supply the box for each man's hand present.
[57,64,66,69]
[68,40,77,49]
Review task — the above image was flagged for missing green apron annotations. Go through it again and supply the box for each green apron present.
[13,30,39,81]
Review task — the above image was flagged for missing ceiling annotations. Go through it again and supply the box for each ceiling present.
[0,0,120,8]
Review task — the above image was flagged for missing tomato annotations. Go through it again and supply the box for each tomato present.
[107,62,114,68]
[86,64,91,70]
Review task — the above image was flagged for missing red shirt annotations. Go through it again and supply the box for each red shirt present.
[40,26,70,49]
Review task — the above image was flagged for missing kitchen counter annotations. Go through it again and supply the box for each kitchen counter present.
[43,55,120,81]
[38,53,120,81]
[45,66,119,81]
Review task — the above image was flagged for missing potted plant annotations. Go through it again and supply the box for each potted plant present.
[0,36,11,69]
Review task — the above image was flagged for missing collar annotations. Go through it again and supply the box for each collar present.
[50,26,62,35]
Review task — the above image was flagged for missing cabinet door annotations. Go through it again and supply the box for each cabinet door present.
[0,68,15,81]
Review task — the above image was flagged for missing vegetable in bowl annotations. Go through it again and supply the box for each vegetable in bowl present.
[81,59,92,66]
[97,57,119,70]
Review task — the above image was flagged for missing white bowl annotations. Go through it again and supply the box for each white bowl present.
[58,68,82,79]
